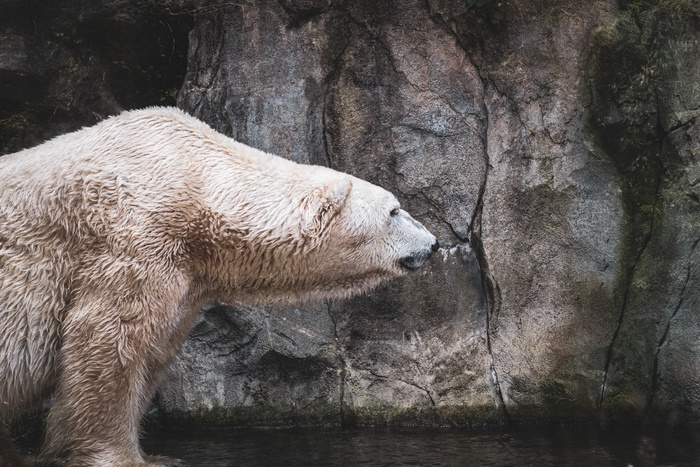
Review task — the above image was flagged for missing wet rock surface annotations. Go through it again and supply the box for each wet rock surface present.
[2,0,700,426]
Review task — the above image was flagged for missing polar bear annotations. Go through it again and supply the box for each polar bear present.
[0,107,438,466]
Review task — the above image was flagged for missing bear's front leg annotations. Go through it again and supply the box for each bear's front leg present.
[41,298,190,467]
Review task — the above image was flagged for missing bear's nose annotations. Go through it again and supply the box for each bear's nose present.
[431,240,440,252]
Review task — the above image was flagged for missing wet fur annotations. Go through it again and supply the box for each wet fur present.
[0,107,436,466]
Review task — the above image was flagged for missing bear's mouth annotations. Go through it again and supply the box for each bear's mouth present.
[399,241,439,271]
[399,254,426,271]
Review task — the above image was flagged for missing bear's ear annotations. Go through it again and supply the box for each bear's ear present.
[301,178,352,239]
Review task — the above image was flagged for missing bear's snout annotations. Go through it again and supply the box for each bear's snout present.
[400,239,439,271]
[394,210,438,271]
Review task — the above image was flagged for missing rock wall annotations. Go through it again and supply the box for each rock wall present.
[2,0,700,426]
[0,0,191,153]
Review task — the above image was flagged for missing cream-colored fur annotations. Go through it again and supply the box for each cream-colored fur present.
[0,107,437,466]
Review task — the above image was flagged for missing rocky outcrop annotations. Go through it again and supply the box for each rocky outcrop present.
[2,0,700,427]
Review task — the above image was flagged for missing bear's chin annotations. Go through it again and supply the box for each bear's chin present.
[234,271,404,305]
[399,256,428,271]
[399,260,421,271]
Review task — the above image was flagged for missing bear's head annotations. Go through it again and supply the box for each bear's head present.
[195,148,438,305]
[188,133,439,304]
[298,175,439,286]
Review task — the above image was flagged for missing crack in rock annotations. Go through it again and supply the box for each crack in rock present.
[642,234,700,420]
[424,4,510,424]
[432,14,512,425]
[596,159,663,423]
[470,91,509,424]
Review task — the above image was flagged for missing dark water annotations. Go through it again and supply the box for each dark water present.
[15,425,700,466]
[134,425,700,467]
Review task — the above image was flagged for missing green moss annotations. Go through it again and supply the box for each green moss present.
[343,404,505,428]
[582,0,700,424]
[623,0,700,20]
[159,394,504,429]
[599,386,645,423]
[585,1,665,297]
[157,402,342,430]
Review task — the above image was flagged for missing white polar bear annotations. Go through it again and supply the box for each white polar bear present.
[0,107,438,466]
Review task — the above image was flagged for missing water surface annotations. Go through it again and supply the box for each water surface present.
[137,425,700,466]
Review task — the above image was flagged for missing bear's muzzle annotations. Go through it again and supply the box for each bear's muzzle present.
[399,239,439,271]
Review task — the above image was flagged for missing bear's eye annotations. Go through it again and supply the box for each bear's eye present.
[390,207,400,217]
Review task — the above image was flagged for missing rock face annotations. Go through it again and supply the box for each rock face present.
[0,0,191,153]
[2,0,700,426]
